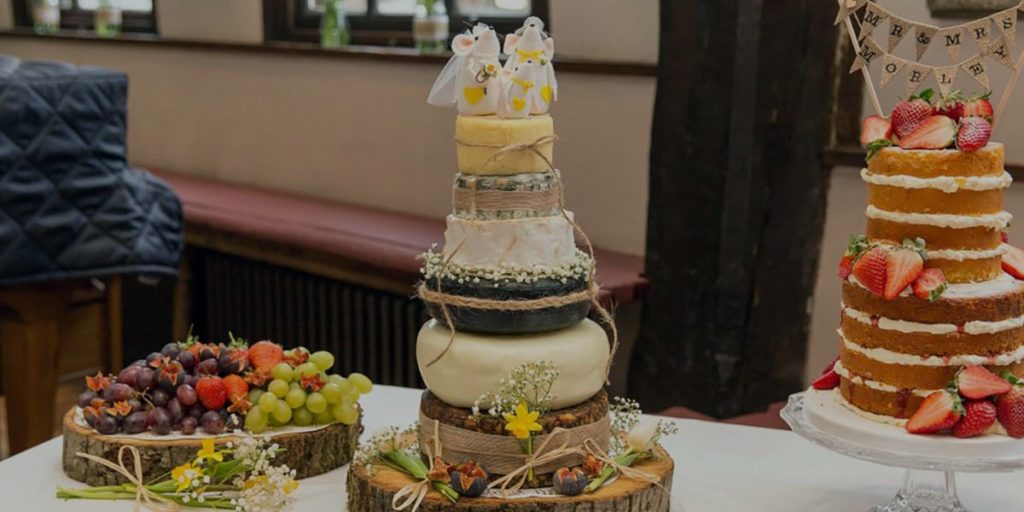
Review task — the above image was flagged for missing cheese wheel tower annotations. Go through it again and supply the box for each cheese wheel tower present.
[838,143,1024,420]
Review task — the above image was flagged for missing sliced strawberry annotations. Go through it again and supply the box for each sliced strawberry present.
[838,234,869,280]
[962,94,994,122]
[953,400,998,438]
[956,117,992,153]
[907,391,963,434]
[884,248,924,300]
[812,370,840,390]
[936,91,965,122]
[860,115,893,146]
[957,366,1013,399]
[1003,245,1024,280]
[996,385,1024,439]
[899,115,957,150]
[837,254,854,280]
[852,247,887,296]
[822,356,840,375]
[891,90,936,139]
[912,268,948,302]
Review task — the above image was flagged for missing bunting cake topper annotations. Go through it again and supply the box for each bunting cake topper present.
[838,0,1024,128]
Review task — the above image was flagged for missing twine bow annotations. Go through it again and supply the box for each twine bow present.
[486,428,583,495]
[582,439,688,512]
[392,420,445,512]
[75,447,179,512]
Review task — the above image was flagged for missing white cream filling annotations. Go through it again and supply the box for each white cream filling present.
[833,361,935,397]
[839,328,1024,366]
[865,205,1012,229]
[849,272,1024,299]
[860,169,1013,192]
[927,245,1008,261]
[841,304,1024,335]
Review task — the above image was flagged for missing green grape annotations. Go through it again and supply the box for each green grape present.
[343,386,361,403]
[322,382,344,405]
[248,388,265,404]
[268,379,290,398]
[310,351,335,371]
[258,392,279,413]
[348,372,373,394]
[314,408,334,425]
[292,406,314,427]
[306,392,328,414]
[290,381,302,391]
[331,402,359,425]
[285,388,307,409]
[332,376,354,395]
[245,407,268,433]
[272,400,293,423]
[327,374,346,386]
[294,362,319,379]
[272,363,294,382]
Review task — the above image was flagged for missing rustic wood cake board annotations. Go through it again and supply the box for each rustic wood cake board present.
[347,447,675,511]
[62,409,361,486]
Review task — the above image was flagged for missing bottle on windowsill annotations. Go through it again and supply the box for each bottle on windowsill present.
[321,0,351,49]
[414,0,449,54]
[31,0,60,35]
[94,0,122,37]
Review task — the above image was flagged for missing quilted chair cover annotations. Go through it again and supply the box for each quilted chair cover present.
[0,55,183,286]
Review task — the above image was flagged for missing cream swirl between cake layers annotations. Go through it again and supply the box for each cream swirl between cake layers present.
[860,168,1013,192]
[864,205,1012,229]
[849,272,1024,299]
[841,303,1024,335]
[834,361,936,397]
[839,328,1024,367]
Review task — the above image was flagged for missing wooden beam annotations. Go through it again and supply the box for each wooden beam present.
[629,0,839,417]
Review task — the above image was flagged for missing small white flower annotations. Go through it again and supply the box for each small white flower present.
[626,420,659,453]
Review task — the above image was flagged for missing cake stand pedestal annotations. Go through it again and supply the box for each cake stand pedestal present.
[781,390,1024,512]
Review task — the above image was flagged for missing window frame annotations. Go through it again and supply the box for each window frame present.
[263,0,549,47]
[12,0,158,34]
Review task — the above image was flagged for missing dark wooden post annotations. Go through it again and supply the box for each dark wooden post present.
[628,0,841,417]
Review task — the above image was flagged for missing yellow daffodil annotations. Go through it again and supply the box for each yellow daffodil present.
[503,402,543,440]
[283,478,299,495]
[171,462,202,492]
[244,475,268,490]
[196,438,224,464]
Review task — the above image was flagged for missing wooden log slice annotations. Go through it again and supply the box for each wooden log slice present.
[62,408,361,486]
[346,447,675,512]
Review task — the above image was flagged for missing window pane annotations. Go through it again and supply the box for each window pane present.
[377,0,416,15]
[77,0,153,11]
[457,0,530,17]
[304,0,369,15]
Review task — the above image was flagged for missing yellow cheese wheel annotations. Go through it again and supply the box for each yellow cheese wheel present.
[455,115,555,175]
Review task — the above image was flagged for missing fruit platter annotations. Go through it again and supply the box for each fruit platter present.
[62,334,371,486]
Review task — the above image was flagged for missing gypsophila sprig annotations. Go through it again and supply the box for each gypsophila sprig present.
[472,361,560,418]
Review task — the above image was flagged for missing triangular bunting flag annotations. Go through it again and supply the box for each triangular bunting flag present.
[835,0,868,26]
[934,65,959,97]
[889,15,912,51]
[860,2,888,38]
[937,26,966,62]
[965,18,992,49]
[994,7,1017,48]
[905,62,933,97]
[851,36,884,73]
[961,54,991,89]
[879,54,908,88]
[914,23,939,60]
[985,35,1017,69]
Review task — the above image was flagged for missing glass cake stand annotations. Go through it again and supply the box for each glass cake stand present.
[781,391,1024,512]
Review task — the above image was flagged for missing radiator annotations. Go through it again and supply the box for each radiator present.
[190,250,427,388]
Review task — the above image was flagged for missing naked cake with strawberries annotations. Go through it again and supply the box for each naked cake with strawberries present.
[816,88,1024,439]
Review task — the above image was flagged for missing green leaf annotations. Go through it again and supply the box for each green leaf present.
[865,139,893,161]
[917,88,936,103]
[846,234,869,257]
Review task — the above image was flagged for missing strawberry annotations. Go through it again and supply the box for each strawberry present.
[838,254,854,280]
[248,340,284,371]
[1002,245,1024,280]
[860,115,893,146]
[899,115,956,150]
[936,91,965,122]
[822,356,840,375]
[962,93,994,121]
[838,234,869,280]
[956,117,992,153]
[912,268,948,302]
[891,89,936,138]
[906,391,963,434]
[996,383,1024,438]
[953,400,998,438]
[957,366,1012,399]
[222,374,249,402]
[812,370,841,390]
[1002,231,1010,244]
[195,377,228,411]
[884,244,925,300]
[852,247,887,296]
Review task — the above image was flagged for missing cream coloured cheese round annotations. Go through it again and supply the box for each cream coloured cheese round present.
[416,319,610,409]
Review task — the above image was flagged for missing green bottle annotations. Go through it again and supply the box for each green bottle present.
[94,0,122,37]
[321,0,351,49]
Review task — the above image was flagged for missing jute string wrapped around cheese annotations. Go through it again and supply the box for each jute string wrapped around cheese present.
[452,184,563,215]
[421,135,620,384]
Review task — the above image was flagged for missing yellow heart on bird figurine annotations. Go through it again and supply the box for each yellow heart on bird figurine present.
[512,97,527,111]
[463,86,486,105]
[541,85,553,104]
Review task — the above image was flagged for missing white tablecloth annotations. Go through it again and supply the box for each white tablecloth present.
[2,385,1023,511]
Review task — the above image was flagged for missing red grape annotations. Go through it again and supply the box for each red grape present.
[150,408,172,435]
[187,404,205,420]
[161,342,182,358]
[136,368,155,391]
[123,412,148,434]
[76,390,98,408]
[94,414,120,435]
[177,351,197,372]
[117,366,140,389]
[180,416,198,435]
[196,358,219,376]
[150,388,170,407]
[176,384,198,406]
[167,398,184,426]
[201,411,225,435]
[104,383,133,403]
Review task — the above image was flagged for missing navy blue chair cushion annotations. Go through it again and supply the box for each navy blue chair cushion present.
[0,55,183,285]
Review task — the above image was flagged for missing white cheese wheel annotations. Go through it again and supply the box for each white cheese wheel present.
[416,319,610,409]
[456,115,554,174]
[443,214,577,269]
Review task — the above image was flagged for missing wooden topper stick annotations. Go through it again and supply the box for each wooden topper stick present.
[994,47,1024,130]
[840,6,884,116]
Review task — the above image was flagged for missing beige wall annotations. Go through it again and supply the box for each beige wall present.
[0,0,658,256]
